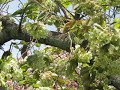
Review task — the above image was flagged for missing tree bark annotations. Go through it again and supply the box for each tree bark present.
[0,15,72,52]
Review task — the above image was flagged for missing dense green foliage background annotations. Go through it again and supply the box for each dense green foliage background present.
[0,0,120,90]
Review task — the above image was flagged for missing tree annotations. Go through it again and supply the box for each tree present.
[0,0,120,90]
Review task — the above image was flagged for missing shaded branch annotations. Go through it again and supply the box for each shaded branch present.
[0,15,72,52]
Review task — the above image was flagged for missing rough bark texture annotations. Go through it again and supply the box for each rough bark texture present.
[0,15,120,89]
[0,16,71,51]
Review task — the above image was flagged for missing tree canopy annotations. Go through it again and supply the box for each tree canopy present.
[0,0,120,90]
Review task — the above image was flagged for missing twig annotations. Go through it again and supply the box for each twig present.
[54,0,69,18]
[18,0,24,6]
[18,2,31,33]
[0,0,9,12]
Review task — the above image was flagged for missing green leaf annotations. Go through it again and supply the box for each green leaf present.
[27,51,48,70]
[20,41,27,45]
[14,45,19,49]
[35,43,41,47]
[33,84,39,88]
[0,0,12,4]
[62,0,71,8]
[66,59,78,76]
[19,80,26,85]
[12,9,23,16]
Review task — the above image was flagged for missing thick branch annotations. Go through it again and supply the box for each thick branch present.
[0,15,72,51]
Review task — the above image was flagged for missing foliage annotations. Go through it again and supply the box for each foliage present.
[0,0,12,4]
[0,0,120,90]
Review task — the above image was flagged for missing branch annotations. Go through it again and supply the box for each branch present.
[54,0,75,19]
[109,75,120,90]
[54,0,69,18]
[0,15,72,52]
[18,3,30,33]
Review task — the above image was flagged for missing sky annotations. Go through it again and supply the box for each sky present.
[0,0,56,58]
[0,0,28,58]
[7,0,57,31]
[7,0,27,13]
[0,0,73,58]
